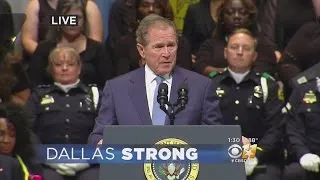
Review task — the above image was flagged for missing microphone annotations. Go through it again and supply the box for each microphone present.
[177,82,188,109]
[157,83,168,108]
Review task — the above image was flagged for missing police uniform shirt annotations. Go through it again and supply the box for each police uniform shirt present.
[285,79,320,159]
[211,69,284,163]
[27,83,99,144]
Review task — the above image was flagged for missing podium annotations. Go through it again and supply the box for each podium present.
[100,125,246,180]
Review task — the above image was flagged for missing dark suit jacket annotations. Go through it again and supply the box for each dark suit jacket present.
[0,155,24,180]
[183,1,216,54]
[113,34,192,76]
[88,66,223,144]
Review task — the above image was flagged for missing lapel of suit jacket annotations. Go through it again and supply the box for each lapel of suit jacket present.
[164,67,187,125]
[129,67,152,125]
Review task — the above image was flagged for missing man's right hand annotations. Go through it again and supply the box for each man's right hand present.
[299,153,320,172]
[46,163,76,176]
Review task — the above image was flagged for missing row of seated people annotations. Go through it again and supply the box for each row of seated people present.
[1,15,320,180]
[1,0,319,97]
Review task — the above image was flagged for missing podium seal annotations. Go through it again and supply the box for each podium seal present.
[144,138,199,180]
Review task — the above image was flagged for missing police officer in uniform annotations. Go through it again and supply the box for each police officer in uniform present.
[282,77,320,180]
[27,47,100,180]
[210,29,284,180]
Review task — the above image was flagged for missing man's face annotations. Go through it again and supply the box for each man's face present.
[224,33,257,72]
[0,118,16,155]
[50,51,81,85]
[137,25,177,75]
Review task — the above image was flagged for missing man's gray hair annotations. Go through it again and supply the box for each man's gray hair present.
[136,14,177,46]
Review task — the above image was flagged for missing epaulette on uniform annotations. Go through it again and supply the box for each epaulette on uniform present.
[296,76,308,85]
[208,68,227,79]
[208,71,218,78]
[87,83,98,87]
[261,72,275,81]
[34,84,53,97]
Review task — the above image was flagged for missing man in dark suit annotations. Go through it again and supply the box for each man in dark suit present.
[88,14,223,145]
[0,155,24,180]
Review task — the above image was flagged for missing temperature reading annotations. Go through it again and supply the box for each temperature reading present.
[248,138,259,143]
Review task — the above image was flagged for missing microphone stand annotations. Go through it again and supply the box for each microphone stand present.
[162,101,186,125]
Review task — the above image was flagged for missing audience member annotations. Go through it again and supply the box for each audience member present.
[28,0,113,89]
[183,0,224,54]
[210,29,284,179]
[21,0,103,55]
[0,53,31,105]
[283,78,320,180]
[0,102,43,180]
[27,47,100,180]
[194,0,277,77]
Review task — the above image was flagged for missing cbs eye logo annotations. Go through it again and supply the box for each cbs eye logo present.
[228,144,243,158]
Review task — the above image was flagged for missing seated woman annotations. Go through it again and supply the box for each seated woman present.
[21,0,103,55]
[0,52,31,105]
[27,46,100,180]
[194,0,277,77]
[183,0,224,54]
[0,102,43,180]
[113,0,192,76]
[28,0,113,89]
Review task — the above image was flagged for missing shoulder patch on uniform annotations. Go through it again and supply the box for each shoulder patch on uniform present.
[297,76,308,85]
[261,72,275,81]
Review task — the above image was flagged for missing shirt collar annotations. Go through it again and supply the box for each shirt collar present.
[145,64,172,84]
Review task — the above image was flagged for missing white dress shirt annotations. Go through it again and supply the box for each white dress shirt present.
[145,64,172,119]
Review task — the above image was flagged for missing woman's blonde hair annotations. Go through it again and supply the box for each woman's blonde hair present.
[47,46,81,74]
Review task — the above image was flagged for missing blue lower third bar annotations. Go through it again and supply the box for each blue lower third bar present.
[36,144,231,164]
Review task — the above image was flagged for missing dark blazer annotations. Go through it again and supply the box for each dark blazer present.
[0,155,24,180]
[183,1,216,54]
[113,34,192,76]
[88,66,223,145]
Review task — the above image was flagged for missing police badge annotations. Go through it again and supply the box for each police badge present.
[303,91,317,104]
[253,86,262,98]
[216,87,225,98]
[40,95,55,105]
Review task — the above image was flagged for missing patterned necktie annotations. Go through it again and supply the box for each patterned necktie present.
[152,76,166,125]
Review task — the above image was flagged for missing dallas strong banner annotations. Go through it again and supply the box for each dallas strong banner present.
[36,144,231,164]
